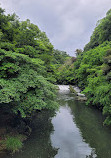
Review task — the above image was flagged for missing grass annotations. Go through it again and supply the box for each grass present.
[5,136,23,153]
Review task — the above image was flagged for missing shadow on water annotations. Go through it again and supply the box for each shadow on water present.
[5,110,58,158]
[69,98,111,158]
[57,92,111,158]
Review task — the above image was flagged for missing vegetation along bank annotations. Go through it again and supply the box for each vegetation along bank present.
[73,9,111,125]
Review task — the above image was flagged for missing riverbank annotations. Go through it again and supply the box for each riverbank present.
[0,108,56,156]
[0,112,30,155]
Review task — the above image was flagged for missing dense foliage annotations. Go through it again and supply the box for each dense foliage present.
[73,10,111,125]
[84,9,111,51]
[55,57,76,84]
[0,7,71,118]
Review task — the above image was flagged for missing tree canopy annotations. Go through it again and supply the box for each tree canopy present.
[0,7,66,118]
[73,9,111,125]
[84,9,111,51]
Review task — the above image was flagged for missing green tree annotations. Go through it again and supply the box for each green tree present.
[0,7,59,118]
[84,9,111,51]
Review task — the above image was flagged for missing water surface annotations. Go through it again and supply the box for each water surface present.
[4,85,111,158]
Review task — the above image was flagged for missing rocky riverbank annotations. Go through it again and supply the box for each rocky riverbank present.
[69,85,87,101]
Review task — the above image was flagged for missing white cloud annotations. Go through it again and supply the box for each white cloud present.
[0,0,111,56]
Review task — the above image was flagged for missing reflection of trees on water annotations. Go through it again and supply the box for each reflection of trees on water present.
[68,95,111,158]
[29,110,58,158]
[7,110,58,158]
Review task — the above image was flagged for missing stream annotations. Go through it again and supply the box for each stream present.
[4,85,111,158]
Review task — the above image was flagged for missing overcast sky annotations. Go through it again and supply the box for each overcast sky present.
[0,0,111,56]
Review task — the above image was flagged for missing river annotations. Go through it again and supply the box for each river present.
[4,85,111,158]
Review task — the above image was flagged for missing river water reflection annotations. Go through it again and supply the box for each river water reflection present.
[5,85,111,158]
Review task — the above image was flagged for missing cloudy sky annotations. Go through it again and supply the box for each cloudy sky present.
[0,0,111,56]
